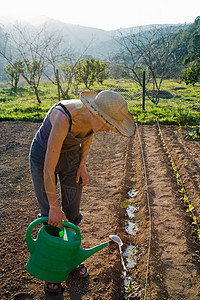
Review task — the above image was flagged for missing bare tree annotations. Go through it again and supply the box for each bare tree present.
[45,36,93,99]
[45,42,84,99]
[0,24,53,103]
[118,25,182,104]
[43,33,66,86]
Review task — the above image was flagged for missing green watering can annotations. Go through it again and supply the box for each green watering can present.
[26,217,111,283]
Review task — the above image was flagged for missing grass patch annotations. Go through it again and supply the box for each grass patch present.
[0,79,200,125]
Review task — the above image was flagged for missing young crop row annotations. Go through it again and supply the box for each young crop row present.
[157,119,200,240]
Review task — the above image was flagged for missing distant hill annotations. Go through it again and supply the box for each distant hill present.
[40,18,189,58]
[0,16,189,59]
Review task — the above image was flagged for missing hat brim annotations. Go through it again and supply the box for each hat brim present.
[80,91,135,137]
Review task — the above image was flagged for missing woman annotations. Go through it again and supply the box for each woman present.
[29,90,135,294]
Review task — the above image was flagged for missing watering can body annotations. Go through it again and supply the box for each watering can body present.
[26,217,109,283]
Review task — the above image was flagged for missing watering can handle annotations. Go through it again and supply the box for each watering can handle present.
[60,220,80,232]
[60,220,81,239]
[26,217,81,253]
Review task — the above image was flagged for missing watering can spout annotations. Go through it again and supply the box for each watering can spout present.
[73,241,110,269]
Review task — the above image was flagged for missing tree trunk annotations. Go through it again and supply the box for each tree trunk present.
[33,86,41,104]
[60,86,70,100]
[56,69,61,101]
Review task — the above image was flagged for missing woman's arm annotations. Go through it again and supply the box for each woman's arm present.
[44,112,69,227]
[76,135,93,187]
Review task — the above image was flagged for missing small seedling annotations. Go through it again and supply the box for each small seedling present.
[180,194,189,203]
[173,167,177,173]
[179,188,185,194]
[126,279,135,292]
[131,247,136,255]
[186,204,194,212]
[192,216,197,225]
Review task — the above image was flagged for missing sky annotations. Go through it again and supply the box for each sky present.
[0,0,199,30]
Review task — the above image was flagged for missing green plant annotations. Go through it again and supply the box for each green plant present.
[182,62,200,86]
[179,187,185,194]
[131,247,136,255]
[4,60,25,91]
[184,126,200,140]
[192,216,197,225]
[126,279,135,292]
[186,204,194,212]
[180,194,189,203]
[175,107,194,126]
[76,58,108,88]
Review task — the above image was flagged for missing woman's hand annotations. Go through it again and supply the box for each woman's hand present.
[76,165,89,187]
[48,206,68,228]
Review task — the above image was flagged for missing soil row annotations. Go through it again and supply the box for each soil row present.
[0,122,200,299]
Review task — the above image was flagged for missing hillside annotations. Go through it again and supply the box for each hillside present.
[0,17,193,83]
[0,16,189,59]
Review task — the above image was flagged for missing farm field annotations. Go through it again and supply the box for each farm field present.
[0,121,200,299]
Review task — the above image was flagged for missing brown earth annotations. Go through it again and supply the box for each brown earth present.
[0,121,200,300]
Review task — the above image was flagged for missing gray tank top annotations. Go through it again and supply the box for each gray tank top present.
[35,103,93,152]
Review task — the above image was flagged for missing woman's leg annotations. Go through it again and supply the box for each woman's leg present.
[56,150,83,225]
[56,151,88,278]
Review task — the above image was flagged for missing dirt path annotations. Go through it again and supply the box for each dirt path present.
[0,122,200,300]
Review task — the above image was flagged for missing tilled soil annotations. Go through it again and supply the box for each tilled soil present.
[0,121,200,299]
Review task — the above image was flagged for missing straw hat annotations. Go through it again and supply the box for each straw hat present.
[80,90,135,137]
